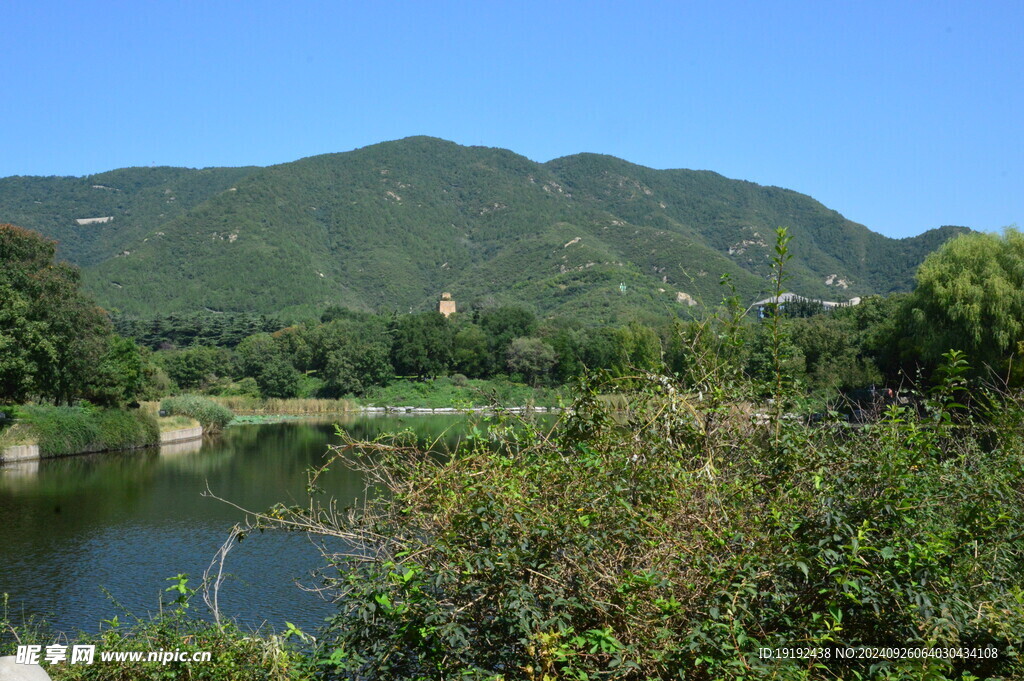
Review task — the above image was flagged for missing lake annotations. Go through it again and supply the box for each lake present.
[0,414,474,636]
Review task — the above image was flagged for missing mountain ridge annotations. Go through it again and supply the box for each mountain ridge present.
[0,136,970,322]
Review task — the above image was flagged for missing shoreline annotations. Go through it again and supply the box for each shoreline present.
[229,404,561,415]
[0,424,204,465]
[2,406,562,463]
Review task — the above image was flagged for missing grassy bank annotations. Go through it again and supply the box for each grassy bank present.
[1,405,161,457]
[0,421,32,448]
[156,414,201,431]
[355,377,564,409]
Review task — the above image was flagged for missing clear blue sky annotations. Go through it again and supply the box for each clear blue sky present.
[4,0,1021,238]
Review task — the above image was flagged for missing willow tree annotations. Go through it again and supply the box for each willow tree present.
[905,228,1024,377]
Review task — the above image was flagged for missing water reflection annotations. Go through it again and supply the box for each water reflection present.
[0,414,473,636]
[158,438,204,457]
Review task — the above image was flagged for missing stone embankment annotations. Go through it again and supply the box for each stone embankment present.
[0,443,39,463]
[0,425,204,464]
[159,425,204,444]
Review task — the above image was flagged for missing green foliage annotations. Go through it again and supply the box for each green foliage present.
[160,394,234,432]
[83,335,150,406]
[322,341,391,397]
[255,356,302,399]
[94,408,161,451]
[216,376,261,398]
[0,283,48,402]
[137,354,175,402]
[505,337,557,386]
[779,296,826,317]
[904,228,1024,376]
[0,223,122,405]
[787,303,887,394]
[745,324,806,389]
[113,310,280,350]
[390,312,453,379]
[234,332,280,378]
[21,405,98,456]
[155,345,234,391]
[608,322,664,376]
[479,306,538,363]
[21,405,159,456]
[358,377,562,409]
[452,324,490,378]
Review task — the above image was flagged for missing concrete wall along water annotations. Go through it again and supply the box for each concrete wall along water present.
[1,426,204,464]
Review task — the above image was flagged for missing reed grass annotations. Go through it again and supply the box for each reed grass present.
[160,395,234,433]
[19,405,160,457]
[209,396,356,415]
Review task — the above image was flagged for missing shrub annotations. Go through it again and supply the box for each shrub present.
[249,365,1024,680]
[255,356,302,398]
[233,376,262,397]
[160,395,234,433]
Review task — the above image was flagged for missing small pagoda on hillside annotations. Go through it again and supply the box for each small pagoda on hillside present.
[438,292,456,317]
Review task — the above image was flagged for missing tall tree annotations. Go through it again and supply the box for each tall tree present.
[452,324,490,378]
[390,312,453,379]
[0,224,116,404]
[479,306,537,372]
[904,228,1024,376]
[505,337,557,386]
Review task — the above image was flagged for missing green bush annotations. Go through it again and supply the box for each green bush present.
[21,405,159,456]
[0,404,31,420]
[160,394,233,433]
[251,359,1024,680]
[208,376,261,398]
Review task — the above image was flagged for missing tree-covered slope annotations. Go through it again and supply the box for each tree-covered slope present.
[0,166,257,266]
[0,137,969,319]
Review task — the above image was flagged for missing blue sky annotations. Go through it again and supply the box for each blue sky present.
[4,0,1021,238]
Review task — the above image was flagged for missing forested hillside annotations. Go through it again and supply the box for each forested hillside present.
[0,165,257,266]
[0,137,968,321]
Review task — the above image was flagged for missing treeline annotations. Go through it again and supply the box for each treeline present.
[129,305,667,400]
[115,233,1024,406]
[117,292,912,405]
[5,220,1024,411]
[112,311,280,350]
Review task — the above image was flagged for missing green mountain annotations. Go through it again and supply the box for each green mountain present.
[0,137,968,322]
[0,165,257,267]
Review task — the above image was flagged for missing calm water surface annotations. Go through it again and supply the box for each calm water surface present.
[0,414,470,636]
